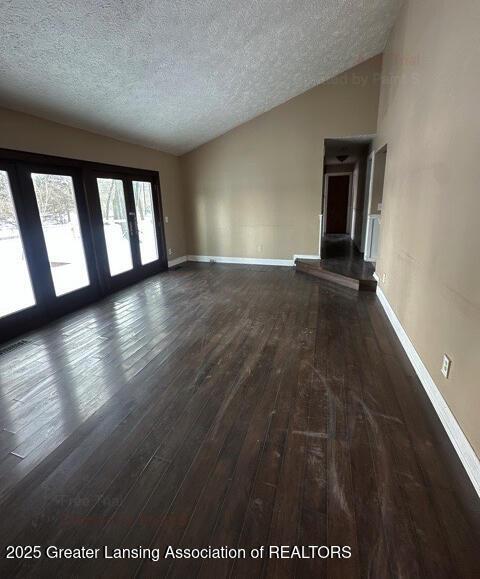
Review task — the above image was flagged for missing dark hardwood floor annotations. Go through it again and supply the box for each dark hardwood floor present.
[0,263,478,578]
[321,234,375,280]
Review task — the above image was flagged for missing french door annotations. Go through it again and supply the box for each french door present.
[88,172,166,292]
[0,150,167,343]
[0,161,101,339]
[0,161,38,325]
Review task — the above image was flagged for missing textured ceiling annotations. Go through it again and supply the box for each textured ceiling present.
[0,1,402,155]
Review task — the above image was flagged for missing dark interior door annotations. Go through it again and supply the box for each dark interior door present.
[326,174,350,234]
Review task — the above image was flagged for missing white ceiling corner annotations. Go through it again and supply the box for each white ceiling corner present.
[0,0,402,155]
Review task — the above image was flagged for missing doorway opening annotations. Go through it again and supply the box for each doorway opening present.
[363,144,387,262]
[321,136,372,254]
[295,135,377,290]
[324,173,351,234]
[318,137,389,271]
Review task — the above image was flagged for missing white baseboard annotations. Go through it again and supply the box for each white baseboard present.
[376,285,480,497]
[373,271,380,282]
[168,255,187,267]
[187,255,294,267]
[184,254,320,267]
[293,254,321,261]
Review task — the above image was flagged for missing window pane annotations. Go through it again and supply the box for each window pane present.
[133,181,158,265]
[31,173,90,296]
[0,170,36,318]
[96,178,133,276]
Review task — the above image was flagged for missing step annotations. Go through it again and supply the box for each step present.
[295,259,377,292]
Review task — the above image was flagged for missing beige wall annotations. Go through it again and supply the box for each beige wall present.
[374,0,480,454]
[0,107,186,259]
[181,56,382,260]
[324,163,355,173]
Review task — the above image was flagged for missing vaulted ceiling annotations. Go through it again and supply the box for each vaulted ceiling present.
[0,1,402,154]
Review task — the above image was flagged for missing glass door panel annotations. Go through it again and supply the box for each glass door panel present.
[133,181,158,265]
[96,178,133,276]
[1,150,167,344]
[0,170,36,318]
[31,173,90,297]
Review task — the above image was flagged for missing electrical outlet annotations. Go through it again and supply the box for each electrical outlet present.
[441,354,452,379]
[165,216,169,223]
[382,272,386,283]
[168,248,172,256]
[257,244,263,253]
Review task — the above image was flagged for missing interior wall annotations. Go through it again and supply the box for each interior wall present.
[348,162,359,242]
[353,156,368,250]
[370,146,386,213]
[360,154,373,252]
[0,107,186,260]
[374,0,480,455]
[324,163,355,174]
[181,56,382,260]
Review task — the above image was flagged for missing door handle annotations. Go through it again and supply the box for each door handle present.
[128,212,138,237]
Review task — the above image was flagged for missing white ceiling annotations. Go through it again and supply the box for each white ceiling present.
[0,1,402,155]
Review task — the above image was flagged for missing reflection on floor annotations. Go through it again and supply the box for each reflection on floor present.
[296,235,376,291]
[321,234,375,280]
[0,264,478,577]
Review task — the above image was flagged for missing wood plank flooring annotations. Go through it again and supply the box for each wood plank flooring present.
[295,259,377,292]
[0,263,478,578]
[296,235,377,291]
[320,234,375,280]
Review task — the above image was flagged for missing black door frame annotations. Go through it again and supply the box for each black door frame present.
[0,159,47,337]
[0,148,168,344]
[87,169,168,294]
[16,162,102,310]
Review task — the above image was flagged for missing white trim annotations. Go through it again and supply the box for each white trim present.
[364,144,388,257]
[349,165,360,240]
[323,172,352,235]
[364,213,381,261]
[293,254,320,261]
[187,255,294,266]
[168,255,187,267]
[363,151,376,253]
[373,271,379,282]
[361,153,374,253]
[376,285,480,497]
[367,149,379,215]
[318,214,323,257]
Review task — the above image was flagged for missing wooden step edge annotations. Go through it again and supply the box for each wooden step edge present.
[358,279,377,292]
[296,262,359,290]
[295,261,377,292]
